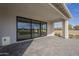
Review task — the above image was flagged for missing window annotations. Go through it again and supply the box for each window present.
[17,17,31,41]
[41,22,47,36]
[16,16,47,41]
[32,21,41,38]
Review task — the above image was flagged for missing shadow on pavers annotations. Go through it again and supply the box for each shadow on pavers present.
[0,40,33,56]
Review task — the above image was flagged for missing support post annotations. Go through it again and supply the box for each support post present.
[62,20,69,39]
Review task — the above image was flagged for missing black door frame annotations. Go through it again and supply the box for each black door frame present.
[16,16,47,41]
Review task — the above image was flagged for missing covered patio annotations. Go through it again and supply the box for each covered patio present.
[23,36,79,56]
[0,3,73,56]
[1,36,79,56]
[0,3,72,46]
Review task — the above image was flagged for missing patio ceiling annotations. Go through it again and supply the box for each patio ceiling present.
[52,3,72,18]
[0,3,71,22]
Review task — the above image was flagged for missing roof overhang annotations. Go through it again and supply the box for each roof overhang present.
[0,3,72,22]
[51,3,72,19]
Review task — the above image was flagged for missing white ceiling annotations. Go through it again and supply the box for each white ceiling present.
[0,3,67,22]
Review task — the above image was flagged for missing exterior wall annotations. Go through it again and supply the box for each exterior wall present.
[0,4,48,46]
[47,21,54,36]
[0,7,16,46]
[0,7,3,45]
[0,4,67,46]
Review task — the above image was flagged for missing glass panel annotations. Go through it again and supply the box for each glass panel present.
[18,22,31,29]
[17,17,31,40]
[41,23,47,29]
[17,16,47,41]
[32,23,40,29]
[32,22,40,38]
[41,22,47,36]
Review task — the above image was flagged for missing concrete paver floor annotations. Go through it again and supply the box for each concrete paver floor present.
[23,36,79,56]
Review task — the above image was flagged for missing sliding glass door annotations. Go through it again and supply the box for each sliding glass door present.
[32,21,41,38]
[41,22,47,36]
[17,16,47,41]
[17,17,31,41]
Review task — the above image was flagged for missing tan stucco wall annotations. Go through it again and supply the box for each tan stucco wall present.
[0,4,49,45]
[0,4,62,45]
[0,6,16,46]
[47,21,55,36]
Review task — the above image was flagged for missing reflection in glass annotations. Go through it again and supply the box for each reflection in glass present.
[41,22,47,36]
[32,22,40,38]
[17,16,47,41]
[17,18,31,40]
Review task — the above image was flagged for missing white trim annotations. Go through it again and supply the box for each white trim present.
[48,3,72,19]
[62,4,72,18]
[48,3,68,20]
[62,20,69,39]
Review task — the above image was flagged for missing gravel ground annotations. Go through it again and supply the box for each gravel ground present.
[23,36,79,56]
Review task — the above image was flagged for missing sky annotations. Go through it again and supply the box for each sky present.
[67,3,79,26]
[54,3,79,28]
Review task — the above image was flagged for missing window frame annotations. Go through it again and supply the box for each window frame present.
[16,16,47,41]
